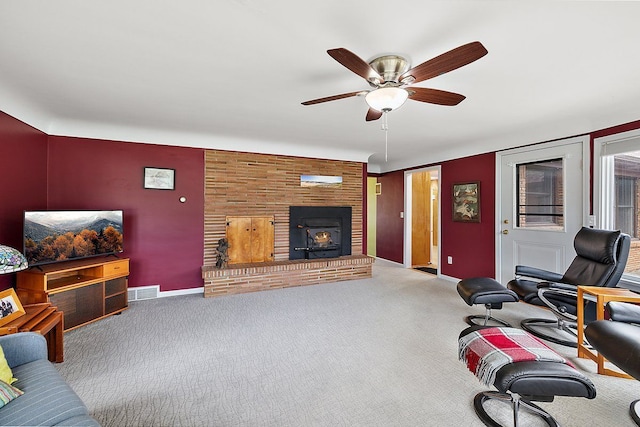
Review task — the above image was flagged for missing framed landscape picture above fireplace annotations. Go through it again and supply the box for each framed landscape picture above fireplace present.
[300,175,342,188]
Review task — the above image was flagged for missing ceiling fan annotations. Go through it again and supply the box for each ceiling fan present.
[301,41,488,121]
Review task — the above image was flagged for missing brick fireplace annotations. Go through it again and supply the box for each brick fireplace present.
[202,150,371,298]
[202,255,373,297]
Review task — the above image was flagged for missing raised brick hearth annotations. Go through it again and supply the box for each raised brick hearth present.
[202,255,374,298]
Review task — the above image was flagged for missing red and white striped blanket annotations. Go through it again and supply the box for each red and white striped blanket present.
[458,327,572,386]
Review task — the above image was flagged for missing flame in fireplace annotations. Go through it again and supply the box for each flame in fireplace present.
[313,231,333,247]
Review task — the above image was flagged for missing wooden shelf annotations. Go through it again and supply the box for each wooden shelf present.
[17,257,129,331]
[47,276,102,291]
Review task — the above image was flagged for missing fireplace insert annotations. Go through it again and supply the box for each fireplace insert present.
[289,206,351,260]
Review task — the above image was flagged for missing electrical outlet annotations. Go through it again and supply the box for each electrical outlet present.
[447,256,453,265]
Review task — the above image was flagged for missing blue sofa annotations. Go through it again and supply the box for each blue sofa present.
[0,332,99,426]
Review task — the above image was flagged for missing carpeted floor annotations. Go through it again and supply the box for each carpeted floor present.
[56,260,640,426]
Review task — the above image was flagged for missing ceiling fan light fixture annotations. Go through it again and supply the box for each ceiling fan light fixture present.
[365,87,409,112]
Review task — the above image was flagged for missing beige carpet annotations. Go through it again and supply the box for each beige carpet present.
[56,260,640,426]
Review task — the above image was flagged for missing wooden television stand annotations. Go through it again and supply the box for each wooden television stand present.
[16,257,129,331]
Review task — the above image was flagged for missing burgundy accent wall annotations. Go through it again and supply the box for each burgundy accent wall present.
[376,170,404,263]
[5,103,640,293]
[373,120,640,279]
[46,136,205,292]
[373,152,496,277]
[440,153,496,278]
[0,112,48,290]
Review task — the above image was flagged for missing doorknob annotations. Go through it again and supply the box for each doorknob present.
[502,229,509,235]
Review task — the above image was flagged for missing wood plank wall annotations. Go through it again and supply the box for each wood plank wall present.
[204,150,364,265]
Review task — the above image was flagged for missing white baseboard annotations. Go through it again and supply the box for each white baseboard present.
[128,285,203,301]
[372,257,404,267]
[436,273,460,283]
[158,287,204,298]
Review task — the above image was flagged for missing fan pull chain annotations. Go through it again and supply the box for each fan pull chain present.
[382,111,389,162]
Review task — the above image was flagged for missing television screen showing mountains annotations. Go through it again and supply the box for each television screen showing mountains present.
[24,210,123,266]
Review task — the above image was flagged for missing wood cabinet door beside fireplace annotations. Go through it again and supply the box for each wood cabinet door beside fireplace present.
[226,216,275,264]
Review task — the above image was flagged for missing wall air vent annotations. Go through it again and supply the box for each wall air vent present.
[128,285,159,301]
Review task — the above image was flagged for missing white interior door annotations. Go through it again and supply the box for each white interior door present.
[496,137,589,284]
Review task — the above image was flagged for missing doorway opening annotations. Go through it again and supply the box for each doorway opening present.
[404,167,440,275]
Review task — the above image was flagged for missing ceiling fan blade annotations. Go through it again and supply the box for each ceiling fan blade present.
[301,91,363,105]
[408,87,466,106]
[327,48,383,83]
[365,109,383,122]
[400,41,488,84]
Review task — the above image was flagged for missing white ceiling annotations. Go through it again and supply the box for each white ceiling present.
[2,1,640,173]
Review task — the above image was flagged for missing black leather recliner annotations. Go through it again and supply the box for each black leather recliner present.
[585,301,640,426]
[508,227,631,347]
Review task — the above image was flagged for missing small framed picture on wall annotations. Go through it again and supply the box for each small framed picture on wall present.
[144,167,175,190]
[452,181,480,223]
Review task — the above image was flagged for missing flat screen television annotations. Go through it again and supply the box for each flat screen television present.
[23,210,124,267]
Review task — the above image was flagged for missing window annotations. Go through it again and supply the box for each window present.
[516,159,564,230]
[615,175,637,238]
[596,130,640,283]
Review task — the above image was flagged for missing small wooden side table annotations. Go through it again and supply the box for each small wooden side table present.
[0,303,64,363]
[577,286,640,378]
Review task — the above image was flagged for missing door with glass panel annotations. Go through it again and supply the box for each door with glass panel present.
[497,137,588,284]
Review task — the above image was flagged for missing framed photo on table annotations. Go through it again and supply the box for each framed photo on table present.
[144,167,175,190]
[0,289,25,327]
[452,181,480,223]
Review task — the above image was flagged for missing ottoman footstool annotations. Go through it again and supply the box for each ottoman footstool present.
[459,326,596,426]
[457,277,519,327]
